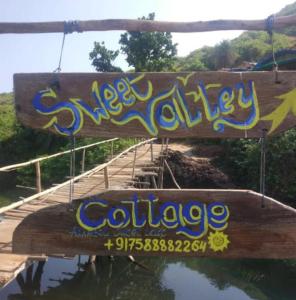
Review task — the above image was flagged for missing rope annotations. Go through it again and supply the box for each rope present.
[260,129,267,208]
[51,21,82,85]
[53,33,66,73]
[266,15,280,82]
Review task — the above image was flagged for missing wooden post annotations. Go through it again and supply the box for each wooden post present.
[104,167,109,189]
[150,142,153,162]
[81,149,86,173]
[131,147,137,179]
[110,140,114,159]
[35,161,42,193]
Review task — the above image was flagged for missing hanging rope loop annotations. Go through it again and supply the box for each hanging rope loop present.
[53,32,66,73]
[50,21,82,87]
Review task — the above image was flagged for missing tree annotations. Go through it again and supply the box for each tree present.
[119,13,177,72]
[213,40,237,69]
[232,31,292,65]
[89,42,122,72]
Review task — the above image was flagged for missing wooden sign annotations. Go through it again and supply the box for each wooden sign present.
[14,72,296,138]
[12,189,296,258]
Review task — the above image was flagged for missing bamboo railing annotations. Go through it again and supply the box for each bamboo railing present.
[0,138,156,214]
[0,138,118,193]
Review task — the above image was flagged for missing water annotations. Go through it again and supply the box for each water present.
[1,256,296,300]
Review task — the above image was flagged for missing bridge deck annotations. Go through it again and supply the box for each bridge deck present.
[0,142,163,287]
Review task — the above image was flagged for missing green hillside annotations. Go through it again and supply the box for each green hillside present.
[175,31,294,71]
[276,2,296,36]
[0,93,16,140]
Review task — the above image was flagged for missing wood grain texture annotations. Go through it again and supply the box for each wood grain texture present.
[12,189,296,258]
[14,72,296,138]
[1,15,296,34]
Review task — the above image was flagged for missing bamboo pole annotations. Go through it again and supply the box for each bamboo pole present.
[81,149,86,174]
[111,140,114,159]
[104,167,109,189]
[1,15,296,34]
[35,161,42,193]
[150,142,154,162]
[151,175,158,189]
[131,148,137,179]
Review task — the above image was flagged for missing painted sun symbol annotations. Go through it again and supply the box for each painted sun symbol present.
[208,231,230,252]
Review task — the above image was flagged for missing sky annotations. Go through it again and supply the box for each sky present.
[0,0,295,92]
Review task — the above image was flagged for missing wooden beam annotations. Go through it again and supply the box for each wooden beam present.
[1,15,296,34]
[14,72,296,138]
[12,189,296,258]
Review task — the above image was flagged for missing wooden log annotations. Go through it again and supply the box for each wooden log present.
[14,72,296,138]
[12,189,296,258]
[1,15,296,34]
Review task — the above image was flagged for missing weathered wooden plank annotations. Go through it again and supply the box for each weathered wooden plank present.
[0,254,27,272]
[14,72,296,138]
[12,189,296,258]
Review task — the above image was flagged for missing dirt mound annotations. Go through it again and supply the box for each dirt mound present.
[163,149,235,189]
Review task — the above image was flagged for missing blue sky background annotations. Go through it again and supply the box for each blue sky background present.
[0,0,294,92]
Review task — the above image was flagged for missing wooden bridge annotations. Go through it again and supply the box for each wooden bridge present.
[0,138,168,287]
